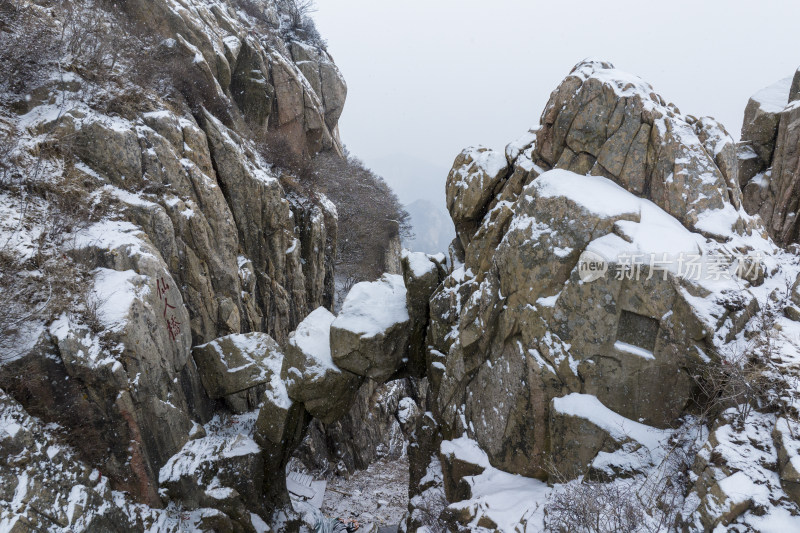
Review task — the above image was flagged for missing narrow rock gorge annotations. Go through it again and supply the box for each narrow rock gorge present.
[2,2,800,533]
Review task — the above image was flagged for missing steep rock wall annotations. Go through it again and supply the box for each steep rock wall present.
[0,0,344,517]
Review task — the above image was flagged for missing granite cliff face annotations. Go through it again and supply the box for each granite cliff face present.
[0,0,347,529]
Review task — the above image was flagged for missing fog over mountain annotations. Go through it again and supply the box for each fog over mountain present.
[401,199,455,255]
[368,153,450,210]
[315,0,800,209]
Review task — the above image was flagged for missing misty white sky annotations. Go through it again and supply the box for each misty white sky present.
[313,0,800,208]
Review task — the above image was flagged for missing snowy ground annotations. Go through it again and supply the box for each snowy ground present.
[320,457,409,531]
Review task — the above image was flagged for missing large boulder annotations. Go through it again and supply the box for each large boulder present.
[282,307,362,423]
[758,99,800,245]
[330,274,411,382]
[534,60,746,238]
[432,167,728,480]
[231,38,275,130]
[439,437,489,503]
[774,417,800,506]
[55,220,205,505]
[193,332,283,413]
[158,413,266,525]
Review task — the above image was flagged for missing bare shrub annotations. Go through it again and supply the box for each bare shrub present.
[0,164,102,364]
[545,469,686,533]
[275,0,326,48]
[334,273,359,312]
[410,488,448,533]
[58,0,126,81]
[693,346,776,426]
[545,477,642,533]
[544,419,700,533]
[313,151,411,285]
[74,285,109,336]
[0,0,58,97]
[692,293,789,427]
[255,136,411,294]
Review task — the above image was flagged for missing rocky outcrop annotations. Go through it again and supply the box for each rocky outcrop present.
[682,411,800,531]
[6,0,800,528]
[534,60,747,238]
[47,221,206,506]
[446,147,509,248]
[739,69,800,246]
[257,271,416,471]
[401,251,447,377]
[120,0,345,155]
[430,162,733,478]
[282,307,363,424]
[0,387,243,532]
[406,60,800,531]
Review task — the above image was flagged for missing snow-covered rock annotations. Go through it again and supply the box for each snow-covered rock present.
[549,393,673,479]
[193,332,284,413]
[331,274,411,381]
[408,59,800,532]
[739,68,800,246]
[158,412,266,526]
[0,0,346,525]
[282,307,362,423]
[446,146,509,248]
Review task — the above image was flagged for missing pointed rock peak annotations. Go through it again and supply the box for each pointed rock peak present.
[569,58,615,72]
[535,60,748,238]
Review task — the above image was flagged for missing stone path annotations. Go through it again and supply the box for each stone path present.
[321,457,409,531]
